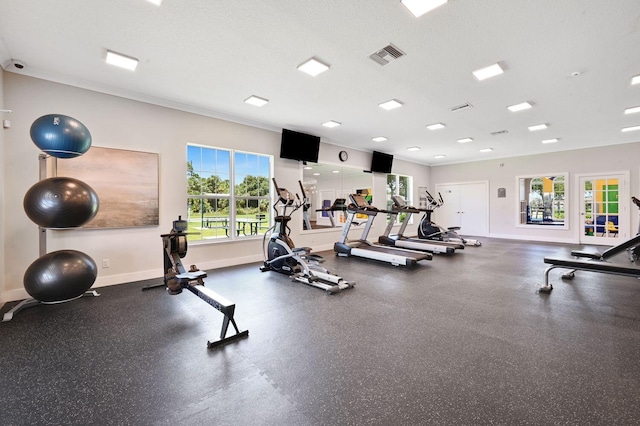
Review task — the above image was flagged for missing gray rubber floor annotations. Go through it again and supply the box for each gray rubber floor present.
[2,238,640,425]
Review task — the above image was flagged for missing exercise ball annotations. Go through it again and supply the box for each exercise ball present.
[24,250,97,303]
[24,177,99,228]
[30,114,92,158]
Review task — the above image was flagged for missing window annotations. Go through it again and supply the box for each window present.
[386,173,413,224]
[187,144,272,241]
[517,173,568,228]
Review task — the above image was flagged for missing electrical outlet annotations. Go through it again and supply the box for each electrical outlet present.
[102,259,110,268]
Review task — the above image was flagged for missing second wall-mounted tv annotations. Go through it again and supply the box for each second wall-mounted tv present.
[370,150,394,173]
[280,129,320,163]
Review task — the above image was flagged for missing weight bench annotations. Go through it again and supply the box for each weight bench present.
[540,234,640,293]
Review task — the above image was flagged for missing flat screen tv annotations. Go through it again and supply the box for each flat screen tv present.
[370,150,393,173]
[280,129,320,163]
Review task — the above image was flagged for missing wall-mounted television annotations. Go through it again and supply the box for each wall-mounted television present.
[280,129,320,163]
[370,150,393,173]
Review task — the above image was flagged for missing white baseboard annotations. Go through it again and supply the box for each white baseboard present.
[488,233,577,244]
[1,254,265,304]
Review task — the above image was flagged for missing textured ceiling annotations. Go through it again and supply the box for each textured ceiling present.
[1,0,640,165]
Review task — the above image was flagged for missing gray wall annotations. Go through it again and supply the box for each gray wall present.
[0,69,5,306]
[430,145,640,243]
[1,72,428,302]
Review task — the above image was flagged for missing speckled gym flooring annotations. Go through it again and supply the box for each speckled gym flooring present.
[2,238,640,425]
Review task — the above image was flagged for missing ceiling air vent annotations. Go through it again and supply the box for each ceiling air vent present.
[450,102,473,112]
[491,130,509,136]
[369,44,405,66]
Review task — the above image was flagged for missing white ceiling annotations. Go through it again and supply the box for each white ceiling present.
[1,0,640,166]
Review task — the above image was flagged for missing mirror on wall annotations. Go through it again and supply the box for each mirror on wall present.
[517,173,568,228]
[301,163,373,231]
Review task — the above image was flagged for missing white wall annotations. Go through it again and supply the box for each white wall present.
[2,73,430,303]
[0,69,5,306]
[430,144,640,243]
[2,73,284,302]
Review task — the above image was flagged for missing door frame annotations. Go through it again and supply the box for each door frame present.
[575,171,630,245]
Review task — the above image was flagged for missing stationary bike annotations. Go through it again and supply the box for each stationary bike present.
[417,190,482,247]
[260,179,354,294]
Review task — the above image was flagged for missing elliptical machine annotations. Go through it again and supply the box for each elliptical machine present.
[260,178,354,294]
[418,189,482,247]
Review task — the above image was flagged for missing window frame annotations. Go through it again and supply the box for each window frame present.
[386,173,413,225]
[187,143,273,242]
[516,172,569,230]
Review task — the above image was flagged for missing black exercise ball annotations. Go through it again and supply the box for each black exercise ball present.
[24,177,99,228]
[30,114,92,158]
[24,250,98,303]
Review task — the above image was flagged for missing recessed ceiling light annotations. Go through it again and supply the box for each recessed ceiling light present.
[332,170,340,174]
[297,58,330,76]
[401,0,448,17]
[372,136,388,142]
[106,50,139,71]
[528,123,548,131]
[378,99,403,110]
[426,123,445,130]
[507,102,532,112]
[472,63,504,81]
[542,138,559,144]
[322,120,341,128]
[457,137,473,143]
[632,75,640,85]
[622,125,640,133]
[479,148,493,153]
[303,166,313,170]
[624,106,640,115]
[433,155,446,159]
[146,0,162,5]
[407,146,421,151]
[244,95,269,107]
[313,173,321,176]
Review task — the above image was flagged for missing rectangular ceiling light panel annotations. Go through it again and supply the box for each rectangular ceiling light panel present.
[624,106,640,115]
[528,124,548,131]
[298,58,330,76]
[106,50,139,71]
[473,63,504,81]
[426,123,445,130]
[401,0,448,17]
[379,99,403,110]
[507,102,532,112]
[244,95,269,107]
[322,120,341,128]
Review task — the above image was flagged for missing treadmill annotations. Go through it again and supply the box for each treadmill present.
[334,194,431,266]
[378,195,463,254]
[315,198,347,228]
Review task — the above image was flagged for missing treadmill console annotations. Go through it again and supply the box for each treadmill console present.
[349,194,371,208]
[392,195,406,207]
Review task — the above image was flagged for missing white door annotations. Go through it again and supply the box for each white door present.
[435,182,489,237]
[579,173,629,245]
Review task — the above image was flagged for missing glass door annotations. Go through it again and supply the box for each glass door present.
[580,174,627,245]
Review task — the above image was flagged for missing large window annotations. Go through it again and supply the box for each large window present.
[517,173,567,228]
[386,173,413,224]
[187,144,272,241]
